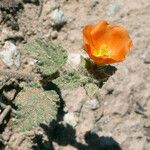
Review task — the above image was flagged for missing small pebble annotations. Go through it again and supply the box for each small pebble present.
[50,8,66,29]
[68,52,81,68]
[0,41,20,68]
[51,31,58,39]
[64,112,78,127]
[107,3,121,17]
[141,52,150,64]
[88,99,99,110]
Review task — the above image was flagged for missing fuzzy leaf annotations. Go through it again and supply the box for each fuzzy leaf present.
[52,69,91,89]
[13,87,59,131]
[24,38,67,76]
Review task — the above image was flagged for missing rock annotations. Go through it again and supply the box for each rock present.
[87,99,99,110]
[51,30,58,39]
[141,52,150,64]
[107,3,121,17]
[64,112,78,127]
[68,52,81,69]
[50,8,66,29]
[0,41,20,68]
[62,87,88,112]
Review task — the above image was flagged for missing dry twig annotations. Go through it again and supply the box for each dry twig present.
[0,102,16,115]
[0,105,11,125]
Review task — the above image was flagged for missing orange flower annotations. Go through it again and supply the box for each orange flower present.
[83,20,133,64]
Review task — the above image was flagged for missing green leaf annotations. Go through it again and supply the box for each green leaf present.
[13,87,60,132]
[52,69,91,89]
[23,38,68,76]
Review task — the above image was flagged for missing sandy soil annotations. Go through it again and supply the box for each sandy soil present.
[0,0,150,150]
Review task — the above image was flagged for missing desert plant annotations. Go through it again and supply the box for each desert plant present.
[13,87,60,132]
[24,38,68,76]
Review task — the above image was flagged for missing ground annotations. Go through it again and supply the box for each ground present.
[0,0,150,150]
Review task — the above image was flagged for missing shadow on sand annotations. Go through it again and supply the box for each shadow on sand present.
[32,122,121,150]
[32,64,120,150]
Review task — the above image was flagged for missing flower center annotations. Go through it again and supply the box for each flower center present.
[93,44,111,57]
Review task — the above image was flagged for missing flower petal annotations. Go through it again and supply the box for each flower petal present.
[107,26,133,60]
[82,20,133,64]
[83,25,95,54]
[91,20,108,49]
[83,25,94,45]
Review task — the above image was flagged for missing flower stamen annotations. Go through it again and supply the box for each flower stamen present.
[93,44,111,57]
